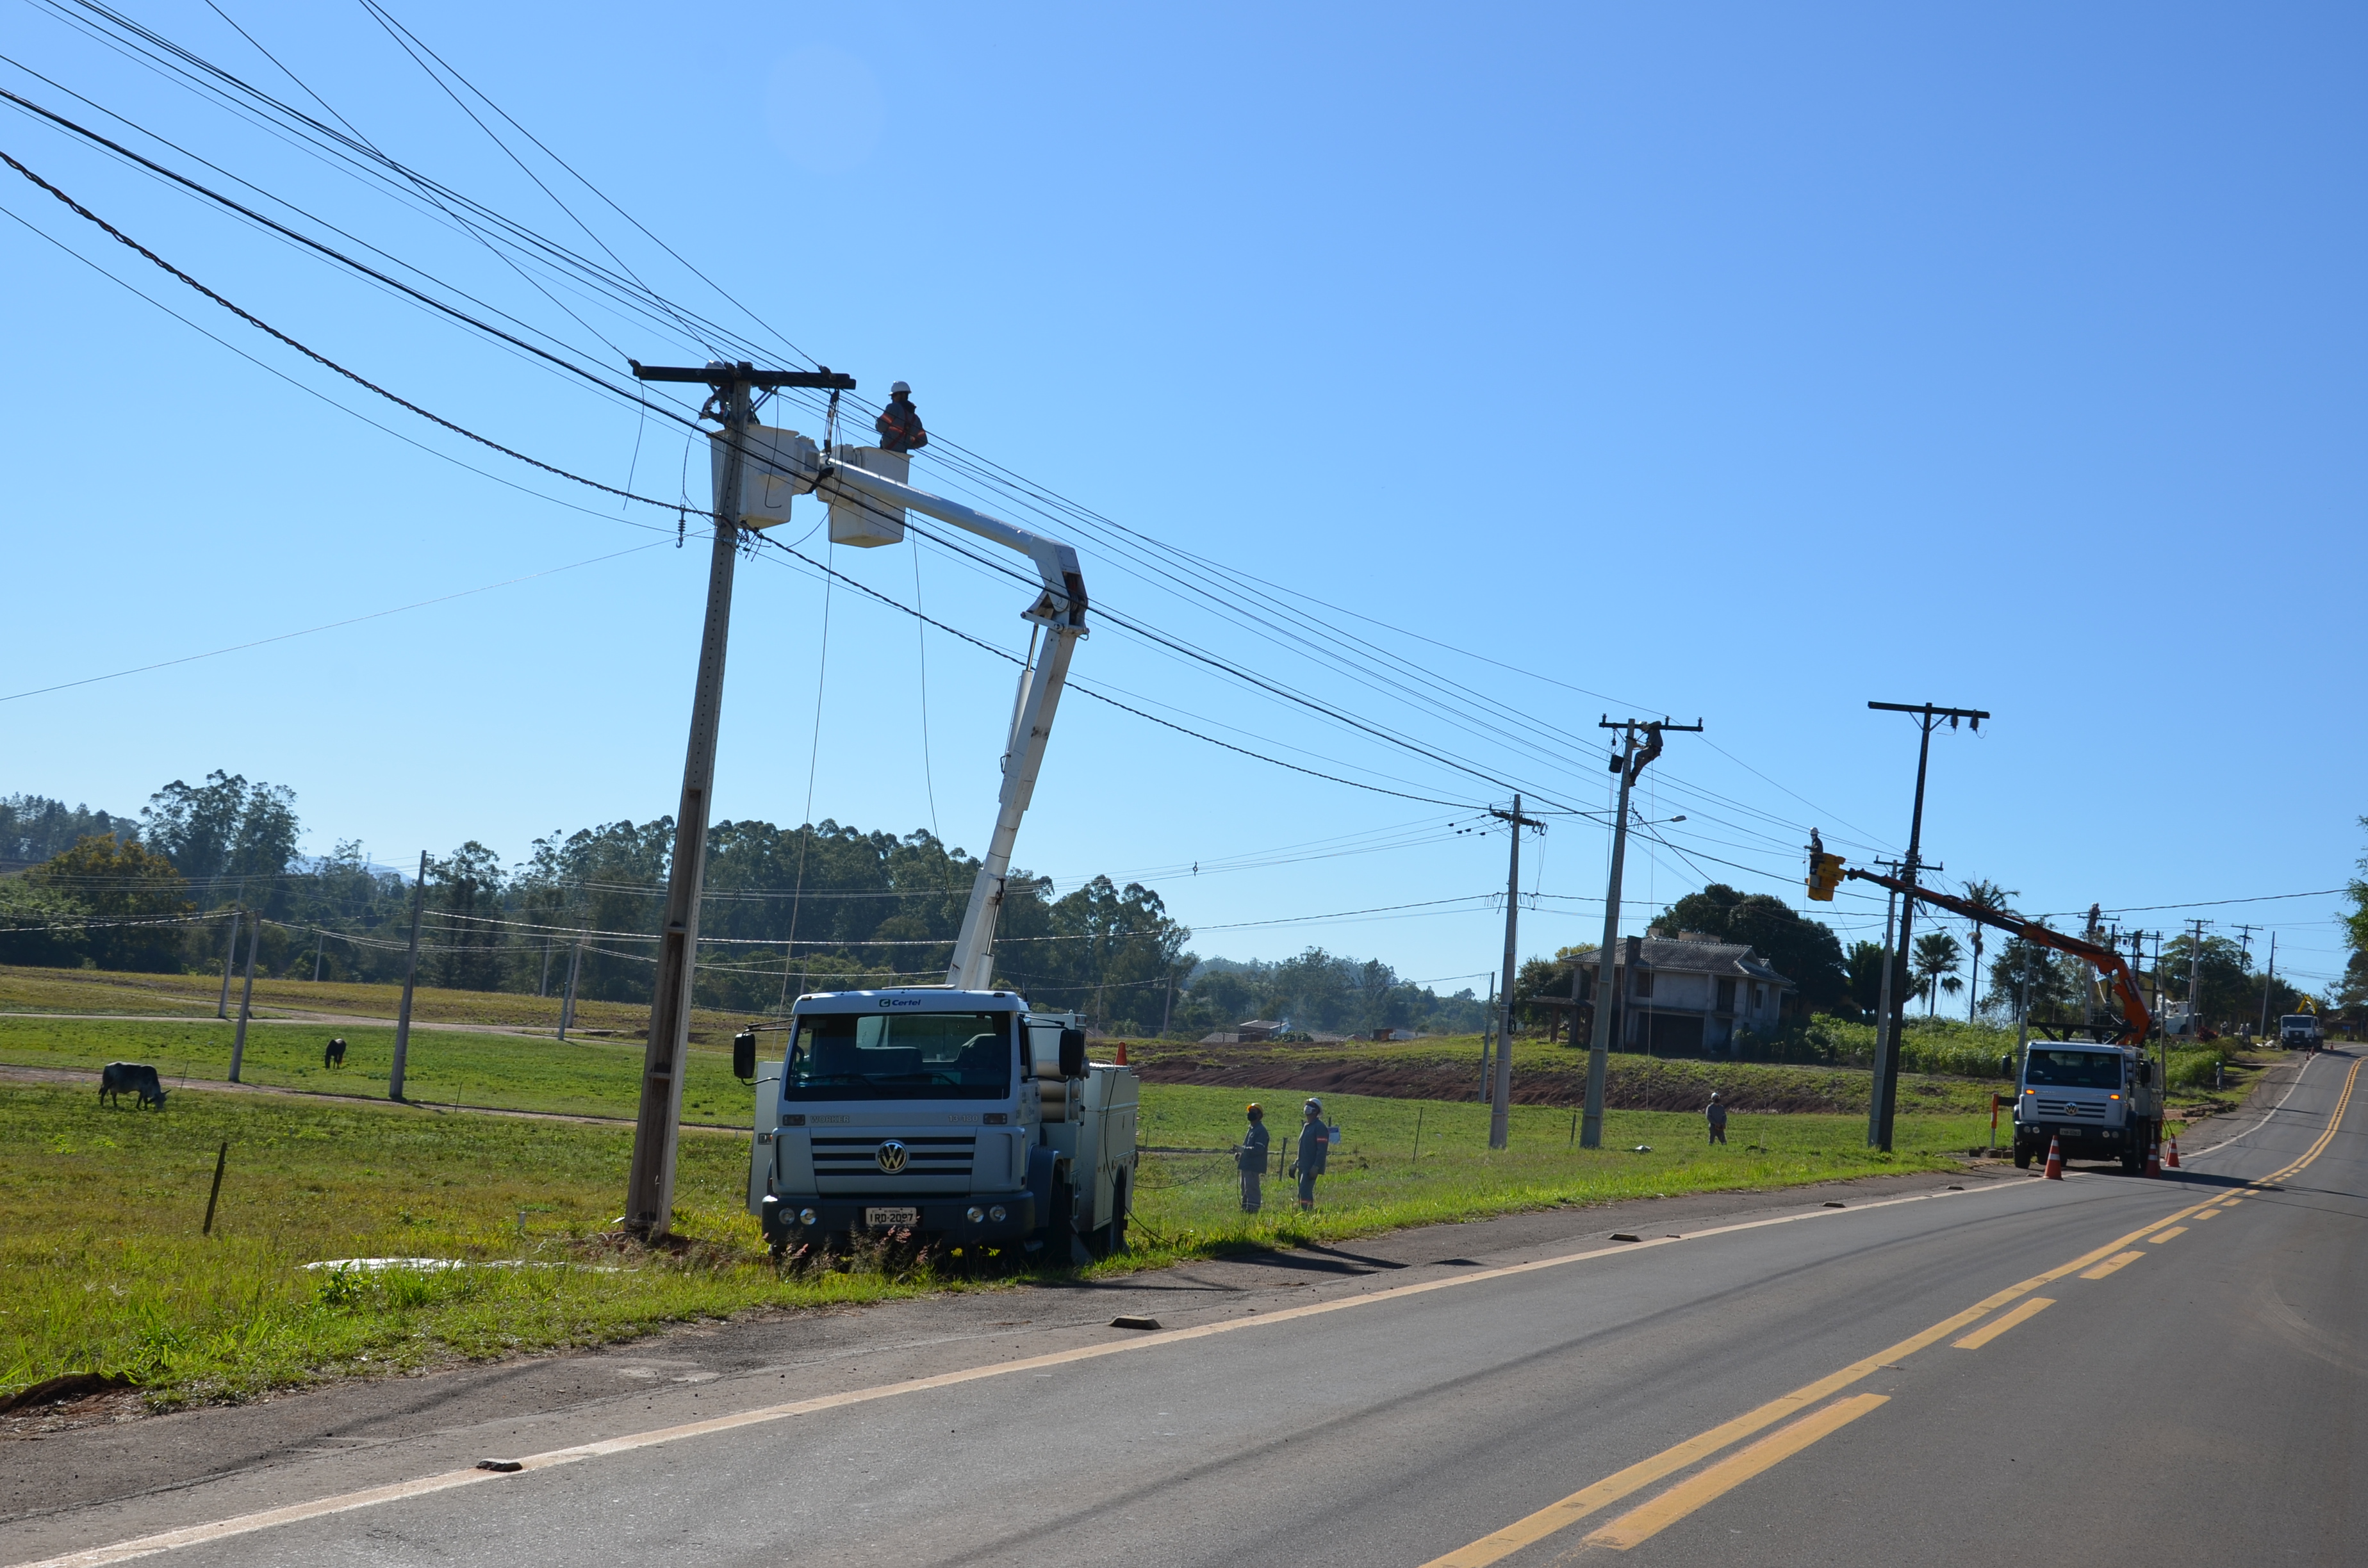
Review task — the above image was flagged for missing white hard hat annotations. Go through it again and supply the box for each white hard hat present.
[891,380,911,395]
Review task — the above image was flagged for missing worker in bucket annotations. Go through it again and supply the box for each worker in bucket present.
[1290,1097,1330,1210]
[875,381,928,452]
[1706,1091,1729,1145]
[1235,1103,1270,1213]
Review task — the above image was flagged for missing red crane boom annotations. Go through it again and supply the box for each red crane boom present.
[1843,868,2153,1043]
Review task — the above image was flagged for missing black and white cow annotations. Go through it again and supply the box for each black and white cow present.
[99,1061,168,1109]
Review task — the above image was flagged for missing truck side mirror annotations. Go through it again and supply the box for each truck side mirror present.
[1058,1027,1087,1079]
[732,1029,757,1082]
[2134,1059,2151,1086]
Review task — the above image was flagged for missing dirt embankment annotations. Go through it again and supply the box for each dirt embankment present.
[1126,1050,1964,1115]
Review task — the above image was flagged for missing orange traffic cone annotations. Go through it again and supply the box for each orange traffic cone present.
[2044,1136,2064,1180]
[2144,1139,2162,1178]
[2166,1136,2180,1169]
[1115,1040,1128,1066]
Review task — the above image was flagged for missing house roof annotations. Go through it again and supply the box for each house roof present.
[1567,937,1794,989]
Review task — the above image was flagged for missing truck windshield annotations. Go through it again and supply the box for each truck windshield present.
[786,1011,1012,1101]
[2024,1049,2122,1089]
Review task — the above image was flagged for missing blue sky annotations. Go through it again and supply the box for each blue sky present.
[4,2,2361,995]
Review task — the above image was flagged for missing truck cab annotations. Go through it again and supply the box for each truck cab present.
[748,987,1137,1263]
[2280,1014,2323,1052]
[2012,1042,2158,1172]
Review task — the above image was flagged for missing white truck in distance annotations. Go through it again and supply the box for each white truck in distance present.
[747,988,1138,1262]
[2280,1014,2324,1051]
[2012,1041,2160,1172]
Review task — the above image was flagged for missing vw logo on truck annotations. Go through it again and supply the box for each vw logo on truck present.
[875,1139,909,1174]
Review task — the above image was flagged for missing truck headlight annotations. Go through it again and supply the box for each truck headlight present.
[989,1205,1007,1222]
[797,1207,818,1227]
[966,1206,985,1223]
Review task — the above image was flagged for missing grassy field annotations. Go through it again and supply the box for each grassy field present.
[0,1015,753,1126]
[0,963,744,1038]
[1,1072,1989,1408]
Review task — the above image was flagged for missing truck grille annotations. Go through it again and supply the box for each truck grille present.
[2035,1100,2105,1119]
[812,1135,976,1178]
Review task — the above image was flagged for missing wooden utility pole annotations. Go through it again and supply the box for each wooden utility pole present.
[1866,866,1901,1147]
[560,935,583,1041]
[2187,919,2210,1036]
[622,359,855,1238]
[1864,701,1987,1152]
[1581,717,1700,1149]
[389,851,428,1102]
[227,909,258,1082]
[216,907,240,1019]
[1488,796,1545,1150]
[2260,931,2277,1038]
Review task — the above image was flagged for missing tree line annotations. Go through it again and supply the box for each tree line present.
[0,773,1484,1036]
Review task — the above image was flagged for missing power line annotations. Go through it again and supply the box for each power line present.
[0,539,668,703]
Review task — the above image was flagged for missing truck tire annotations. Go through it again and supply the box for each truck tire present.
[2012,1141,2032,1170]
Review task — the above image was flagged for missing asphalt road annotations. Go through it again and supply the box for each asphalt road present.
[14,1050,2360,1568]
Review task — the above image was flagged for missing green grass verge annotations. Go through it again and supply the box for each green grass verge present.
[0,962,741,1036]
[0,1015,752,1125]
[1112,1085,1983,1270]
[2,1077,1982,1407]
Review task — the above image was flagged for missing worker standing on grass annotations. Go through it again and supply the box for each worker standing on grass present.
[1291,1097,1330,1210]
[1706,1091,1728,1145]
[1235,1104,1270,1213]
[875,381,928,452]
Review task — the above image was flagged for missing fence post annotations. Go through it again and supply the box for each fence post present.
[202,1141,229,1235]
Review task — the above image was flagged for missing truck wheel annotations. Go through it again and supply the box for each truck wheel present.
[2012,1142,2032,1170]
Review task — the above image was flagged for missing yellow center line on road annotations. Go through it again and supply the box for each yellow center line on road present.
[1581,1394,1891,1551]
[2150,1227,2187,1243]
[2078,1250,2147,1280]
[2194,1208,2221,1220]
[1424,1056,2367,1568]
[1952,1296,2053,1350]
[1419,1219,2193,1568]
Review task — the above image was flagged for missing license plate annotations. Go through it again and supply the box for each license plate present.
[864,1207,919,1227]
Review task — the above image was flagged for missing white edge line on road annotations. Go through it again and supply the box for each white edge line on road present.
[7,1176,2072,1568]
[2182,1052,2319,1162]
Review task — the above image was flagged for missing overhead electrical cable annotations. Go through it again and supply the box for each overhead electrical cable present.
[0,538,669,703]
[0,136,700,517]
[0,88,695,425]
[18,11,1882,860]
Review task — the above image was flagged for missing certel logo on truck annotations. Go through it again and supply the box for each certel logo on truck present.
[878,997,923,1008]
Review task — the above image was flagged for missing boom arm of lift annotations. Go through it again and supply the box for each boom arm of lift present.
[1841,867,2153,1043]
[814,459,1089,992]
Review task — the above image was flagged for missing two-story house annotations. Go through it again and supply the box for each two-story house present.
[1566,934,1795,1055]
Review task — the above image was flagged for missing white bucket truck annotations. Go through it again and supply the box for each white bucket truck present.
[722,425,1138,1261]
[747,992,1137,1261]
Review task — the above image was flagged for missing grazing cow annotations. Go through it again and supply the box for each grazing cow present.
[323,1036,347,1068]
[99,1062,168,1110]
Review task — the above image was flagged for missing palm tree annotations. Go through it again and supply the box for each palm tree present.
[1913,931,1964,1018]
[1959,879,2019,1021]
